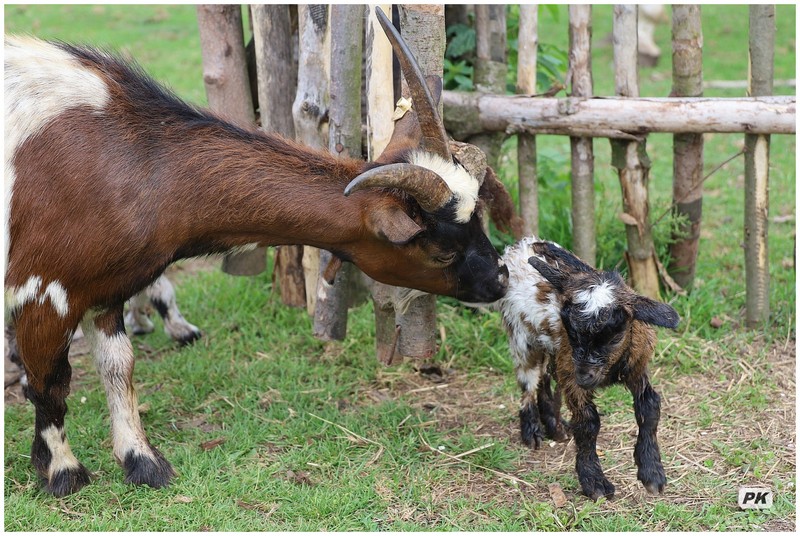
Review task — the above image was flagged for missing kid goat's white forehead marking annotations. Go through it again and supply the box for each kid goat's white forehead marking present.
[408,151,478,223]
[4,35,110,271]
[574,281,616,317]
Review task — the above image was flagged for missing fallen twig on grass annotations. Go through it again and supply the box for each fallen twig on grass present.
[418,434,537,490]
[307,412,386,465]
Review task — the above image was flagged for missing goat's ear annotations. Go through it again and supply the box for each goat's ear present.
[367,205,423,245]
[528,256,568,292]
[532,241,594,273]
[631,296,680,329]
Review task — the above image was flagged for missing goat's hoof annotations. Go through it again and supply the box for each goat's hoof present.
[520,422,545,450]
[45,464,92,497]
[123,450,176,489]
[639,467,666,495]
[175,329,202,347]
[581,477,615,501]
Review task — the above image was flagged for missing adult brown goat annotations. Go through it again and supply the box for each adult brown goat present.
[3,9,508,496]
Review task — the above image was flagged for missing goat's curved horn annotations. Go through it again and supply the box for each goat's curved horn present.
[344,164,453,213]
[375,6,451,161]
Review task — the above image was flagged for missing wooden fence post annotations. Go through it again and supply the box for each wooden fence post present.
[669,5,704,292]
[611,5,660,299]
[517,4,539,236]
[568,5,596,265]
[365,4,401,364]
[395,4,444,360]
[744,4,775,327]
[293,4,331,316]
[196,5,266,276]
[313,4,363,341]
[470,5,508,170]
[251,5,306,307]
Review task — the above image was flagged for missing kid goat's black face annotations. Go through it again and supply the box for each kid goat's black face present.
[528,245,680,389]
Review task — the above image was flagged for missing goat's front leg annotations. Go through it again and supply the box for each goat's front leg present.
[13,304,91,496]
[627,372,666,494]
[565,387,615,500]
[82,307,175,488]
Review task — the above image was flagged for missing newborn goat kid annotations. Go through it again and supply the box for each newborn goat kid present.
[495,237,679,500]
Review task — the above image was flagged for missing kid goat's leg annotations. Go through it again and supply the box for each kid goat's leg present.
[13,305,90,496]
[627,372,666,494]
[125,275,201,345]
[515,346,547,449]
[82,307,175,488]
[537,372,570,442]
[564,385,615,500]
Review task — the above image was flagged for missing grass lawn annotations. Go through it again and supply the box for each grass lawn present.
[4,4,796,531]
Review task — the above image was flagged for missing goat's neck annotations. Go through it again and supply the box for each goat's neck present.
[161,128,370,258]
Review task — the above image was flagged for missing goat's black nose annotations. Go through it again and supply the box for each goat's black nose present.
[576,368,602,389]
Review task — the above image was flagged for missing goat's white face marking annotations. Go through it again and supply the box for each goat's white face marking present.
[574,281,616,317]
[408,151,478,223]
[40,425,82,477]
[4,36,110,271]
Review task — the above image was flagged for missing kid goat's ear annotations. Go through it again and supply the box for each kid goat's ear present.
[528,256,568,292]
[631,295,680,329]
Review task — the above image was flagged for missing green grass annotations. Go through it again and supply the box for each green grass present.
[4,4,796,532]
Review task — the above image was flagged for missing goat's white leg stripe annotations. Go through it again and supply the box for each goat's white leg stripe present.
[82,317,155,465]
[40,425,82,478]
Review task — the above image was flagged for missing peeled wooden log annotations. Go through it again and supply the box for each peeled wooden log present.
[443,92,796,138]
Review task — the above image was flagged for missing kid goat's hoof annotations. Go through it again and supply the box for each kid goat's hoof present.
[581,477,615,501]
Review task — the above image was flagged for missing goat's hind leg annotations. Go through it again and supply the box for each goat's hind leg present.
[516,350,547,449]
[536,372,570,442]
[83,307,175,488]
[13,306,91,496]
[146,275,201,345]
[125,275,201,345]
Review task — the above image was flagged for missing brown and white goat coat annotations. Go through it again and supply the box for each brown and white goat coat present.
[4,12,508,497]
[490,237,679,500]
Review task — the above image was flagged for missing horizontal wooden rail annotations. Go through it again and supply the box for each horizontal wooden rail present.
[443,92,796,139]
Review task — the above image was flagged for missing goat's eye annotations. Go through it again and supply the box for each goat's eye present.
[435,252,457,265]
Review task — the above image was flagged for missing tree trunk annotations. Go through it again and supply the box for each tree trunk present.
[469,5,507,171]
[365,4,400,364]
[395,4,444,360]
[568,5,596,265]
[293,4,331,316]
[197,5,266,276]
[669,5,704,291]
[251,5,305,307]
[744,4,774,327]
[442,92,795,137]
[313,4,363,341]
[611,5,659,299]
[517,4,538,236]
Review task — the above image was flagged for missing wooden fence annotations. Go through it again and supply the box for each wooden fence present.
[195,4,796,362]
